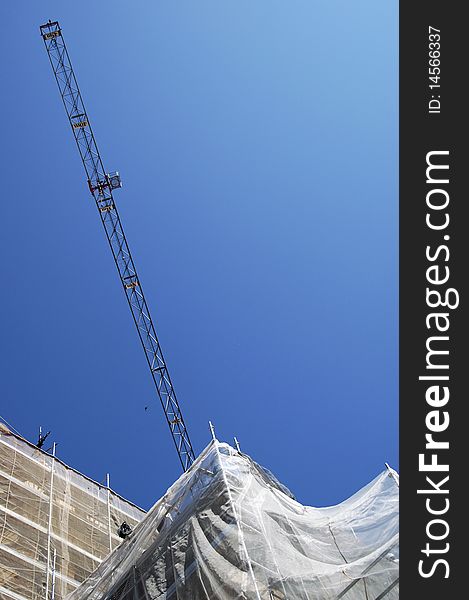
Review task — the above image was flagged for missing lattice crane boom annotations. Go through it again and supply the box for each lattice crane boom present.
[40,20,196,471]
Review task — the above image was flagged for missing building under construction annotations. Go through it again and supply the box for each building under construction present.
[59,439,399,600]
[0,424,145,600]
[1,424,399,600]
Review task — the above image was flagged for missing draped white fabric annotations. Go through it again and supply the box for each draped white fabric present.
[68,440,399,600]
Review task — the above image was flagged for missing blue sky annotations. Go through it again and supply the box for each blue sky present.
[0,1,397,510]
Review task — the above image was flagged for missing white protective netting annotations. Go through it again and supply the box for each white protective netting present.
[0,426,145,600]
[67,440,399,600]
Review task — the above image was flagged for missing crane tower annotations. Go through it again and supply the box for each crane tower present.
[40,20,196,471]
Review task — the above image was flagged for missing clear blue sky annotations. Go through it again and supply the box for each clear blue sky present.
[0,1,397,510]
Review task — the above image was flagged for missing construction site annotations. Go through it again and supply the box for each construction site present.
[1,15,399,600]
[0,420,398,600]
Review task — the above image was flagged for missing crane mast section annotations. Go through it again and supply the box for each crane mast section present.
[40,21,195,471]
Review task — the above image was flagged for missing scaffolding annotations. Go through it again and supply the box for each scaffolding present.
[68,440,399,600]
[0,424,146,600]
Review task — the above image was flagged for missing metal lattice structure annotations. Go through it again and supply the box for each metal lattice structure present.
[40,20,195,471]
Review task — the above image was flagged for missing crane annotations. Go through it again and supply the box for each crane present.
[40,20,196,471]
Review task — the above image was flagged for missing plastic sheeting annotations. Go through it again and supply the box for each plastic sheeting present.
[68,440,399,600]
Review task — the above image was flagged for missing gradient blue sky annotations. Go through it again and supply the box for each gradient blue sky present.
[0,1,397,510]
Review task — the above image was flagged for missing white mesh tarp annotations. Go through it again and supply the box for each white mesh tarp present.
[0,426,145,600]
[67,440,399,600]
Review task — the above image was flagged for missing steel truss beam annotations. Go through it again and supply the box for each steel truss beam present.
[40,20,196,471]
